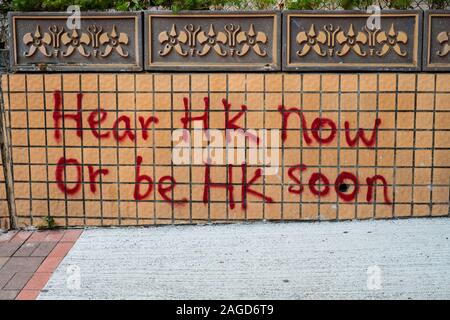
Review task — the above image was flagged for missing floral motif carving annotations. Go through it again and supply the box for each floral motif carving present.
[157,23,269,58]
[99,25,129,58]
[296,24,326,57]
[236,24,268,57]
[436,31,450,57]
[23,26,52,57]
[295,23,409,58]
[336,24,367,57]
[376,24,408,57]
[21,25,131,59]
[197,25,227,57]
[61,29,90,57]
[158,24,188,57]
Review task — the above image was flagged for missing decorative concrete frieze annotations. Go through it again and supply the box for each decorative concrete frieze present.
[8,12,142,71]
[283,10,422,71]
[144,11,281,71]
[423,10,450,71]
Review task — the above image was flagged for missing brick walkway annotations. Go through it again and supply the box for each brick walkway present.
[0,229,82,300]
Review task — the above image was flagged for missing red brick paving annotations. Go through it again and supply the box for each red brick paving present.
[36,257,63,273]
[0,229,83,300]
[48,242,75,258]
[23,272,52,290]
[61,230,83,242]
[15,289,40,300]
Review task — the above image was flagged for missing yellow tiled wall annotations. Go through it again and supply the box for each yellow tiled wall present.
[0,156,9,229]
[1,73,449,227]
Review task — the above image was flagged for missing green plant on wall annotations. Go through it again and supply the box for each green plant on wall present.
[247,0,278,9]
[285,0,324,10]
[337,0,374,9]
[0,0,11,13]
[72,0,114,10]
[115,0,153,11]
[155,0,216,10]
[39,216,57,230]
[428,0,450,9]
[11,0,41,11]
[154,0,245,11]
[7,0,450,11]
[12,0,115,11]
[388,0,413,9]
[0,0,9,49]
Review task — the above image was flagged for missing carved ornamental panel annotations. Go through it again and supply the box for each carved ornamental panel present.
[424,11,450,71]
[283,11,422,71]
[145,11,281,71]
[9,12,142,71]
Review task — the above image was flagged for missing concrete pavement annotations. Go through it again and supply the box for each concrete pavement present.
[38,218,450,300]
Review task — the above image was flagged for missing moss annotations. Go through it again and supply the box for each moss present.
[38,216,58,230]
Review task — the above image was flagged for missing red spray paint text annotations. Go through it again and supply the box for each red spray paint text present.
[53,90,392,207]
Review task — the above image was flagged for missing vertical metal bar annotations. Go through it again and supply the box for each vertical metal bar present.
[318,74,323,219]
[281,75,285,221]
[299,74,304,219]
[354,74,361,219]
[373,74,380,216]
[244,74,248,221]
[61,74,68,227]
[207,75,211,223]
[79,74,86,226]
[0,74,17,229]
[187,75,192,224]
[262,74,266,220]
[151,75,156,225]
[392,74,399,217]
[336,75,341,220]
[170,74,175,224]
[133,74,138,225]
[411,75,418,217]
[24,74,33,225]
[224,74,229,222]
[97,74,104,226]
[115,74,121,226]
[42,74,51,227]
[429,74,437,216]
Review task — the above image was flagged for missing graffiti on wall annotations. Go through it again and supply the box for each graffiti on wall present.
[2,73,449,227]
[52,90,390,207]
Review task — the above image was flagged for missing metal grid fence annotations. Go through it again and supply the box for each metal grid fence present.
[0,1,449,50]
